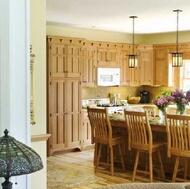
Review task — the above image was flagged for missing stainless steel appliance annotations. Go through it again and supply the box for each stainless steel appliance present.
[140,91,150,103]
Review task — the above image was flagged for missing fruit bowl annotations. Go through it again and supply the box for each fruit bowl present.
[128,97,141,104]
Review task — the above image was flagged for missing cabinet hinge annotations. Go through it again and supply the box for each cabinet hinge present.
[49,46,51,50]
[50,81,52,85]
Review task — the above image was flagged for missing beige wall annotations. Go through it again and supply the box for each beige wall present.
[47,24,190,45]
[30,0,47,189]
[47,24,142,43]
[141,31,190,44]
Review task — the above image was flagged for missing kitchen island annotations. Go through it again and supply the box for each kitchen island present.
[108,117,183,177]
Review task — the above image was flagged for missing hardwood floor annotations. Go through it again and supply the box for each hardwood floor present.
[47,146,165,189]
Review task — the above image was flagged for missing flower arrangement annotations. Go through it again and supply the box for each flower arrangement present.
[153,89,190,115]
[153,96,170,114]
[170,89,190,114]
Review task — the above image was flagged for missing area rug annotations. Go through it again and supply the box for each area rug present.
[47,162,104,189]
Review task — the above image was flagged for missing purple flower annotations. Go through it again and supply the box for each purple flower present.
[153,88,190,111]
[170,88,190,105]
[186,90,190,101]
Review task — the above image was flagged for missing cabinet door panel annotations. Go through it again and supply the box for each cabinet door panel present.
[48,44,81,78]
[82,111,92,148]
[109,49,119,67]
[67,46,81,77]
[154,49,168,85]
[81,47,97,87]
[98,48,108,66]
[120,48,139,86]
[139,49,153,85]
[65,79,82,149]
[98,48,119,67]
[49,45,67,77]
[48,80,67,155]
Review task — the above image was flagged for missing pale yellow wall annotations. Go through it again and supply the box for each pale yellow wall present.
[30,0,47,188]
[46,24,142,43]
[139,31,190,44]
[47,24,190,45]
[31,0,46,135]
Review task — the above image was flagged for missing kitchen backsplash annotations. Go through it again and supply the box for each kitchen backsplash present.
[82,85,175,103]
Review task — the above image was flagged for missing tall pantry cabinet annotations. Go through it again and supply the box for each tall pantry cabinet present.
[47,36,83,156]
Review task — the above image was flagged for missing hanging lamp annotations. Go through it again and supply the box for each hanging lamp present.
[172,9,183,67]
[128,16,138,68]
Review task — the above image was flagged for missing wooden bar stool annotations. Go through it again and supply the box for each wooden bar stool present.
[165,113,190,182]
[87,107,125,176]
[124,109,166,182]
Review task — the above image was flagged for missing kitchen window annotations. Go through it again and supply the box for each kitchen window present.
[181,60,190,91]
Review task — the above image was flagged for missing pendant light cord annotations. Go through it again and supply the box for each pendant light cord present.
[129,16,137,55]
[132,17,135,54]
[174,9,182,53]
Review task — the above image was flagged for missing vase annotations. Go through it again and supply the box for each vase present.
[158,109,165,123]
[176,103,186,115]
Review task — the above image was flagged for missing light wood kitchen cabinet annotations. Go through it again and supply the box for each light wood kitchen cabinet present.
[120,44,139,86]
[81,110,93,148]
[120,47,131,86]
[47,36,83,78]
[81,42,97,87]
[47,78,82,156]
[154,48,169,86]
[153,45,179,87]
[138,45,153,85]
[47,36,83,156]
[97,43,119,67]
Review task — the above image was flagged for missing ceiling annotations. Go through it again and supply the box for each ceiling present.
[46,0,190,34]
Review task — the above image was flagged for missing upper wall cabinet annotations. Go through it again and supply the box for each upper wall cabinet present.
[47,36,84,78]
[119,44,139,86]
[154,47,169,86]
[97,43,120,67]
[138,45,153,86]
[81,42,97,87]
[153,44,180,87]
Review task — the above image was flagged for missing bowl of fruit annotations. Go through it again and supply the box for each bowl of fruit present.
[128,96,141,104]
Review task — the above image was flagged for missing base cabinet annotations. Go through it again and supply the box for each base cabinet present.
[81,110,93,149]
[47,78,82,156]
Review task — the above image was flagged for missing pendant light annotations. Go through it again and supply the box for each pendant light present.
[128,16,138,68]
[172,9,183,67]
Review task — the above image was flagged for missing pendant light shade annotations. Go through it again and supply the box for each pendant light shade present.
[172,9,183,67]
[172,52,183,67]
[128,54,138,68]
[128,16,138,68]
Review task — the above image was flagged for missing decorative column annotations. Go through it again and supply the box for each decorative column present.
[0,0,30,189]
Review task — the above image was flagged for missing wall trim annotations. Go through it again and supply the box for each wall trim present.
[31,134,51,142]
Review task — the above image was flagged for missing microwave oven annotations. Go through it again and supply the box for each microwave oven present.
[97,68,120,86]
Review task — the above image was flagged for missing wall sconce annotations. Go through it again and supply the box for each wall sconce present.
[128,16,138,68]
[172,9,183,67]
[0,129,43,189]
